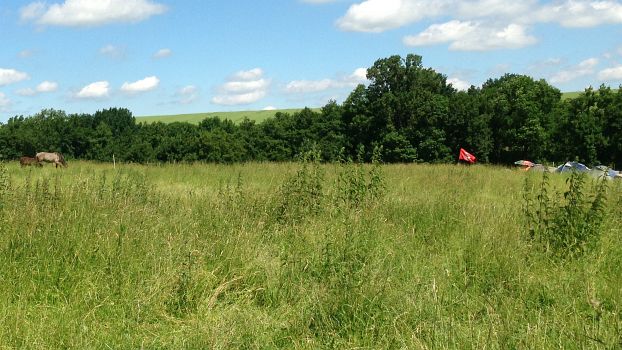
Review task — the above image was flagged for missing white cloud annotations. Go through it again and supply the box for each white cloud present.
[37,81,59,93]
[0,93,11,112]
[212,68,270,106]
[447,77,471,91]
[232,68,264,81]
[153,48,172,58]
[337,0,445,32]
[534,0,622,27]
[0,68,29,86]
[403,20,476,46]
[21,0,167,27]
[263,106,277,110]
[598,65,622,81]
[404,21,536,51]
[212,91,267,106]
[222,79,269,93]
[121,76,160,94]
[177,85,198,104]
[348,68,368,83]
[16,81,58,96]
[285,68,368,94]
[16,88,36,96]
[286,79,334,93]
[337,0,622,33]
[20,2,46,21]
[76,81,110,99]
[455,0,536,19]
[336,0,622,52]
[550,58,599,84]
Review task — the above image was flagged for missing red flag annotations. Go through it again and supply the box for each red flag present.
[459,148,476,164]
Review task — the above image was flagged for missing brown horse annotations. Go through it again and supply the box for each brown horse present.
[20,156,42,167]
[36,152,67,168]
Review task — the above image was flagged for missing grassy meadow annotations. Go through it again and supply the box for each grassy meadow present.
[0,161,620,349]
[137,108,320,125]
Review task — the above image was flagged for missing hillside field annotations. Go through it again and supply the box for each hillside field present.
[0,161,620,348]
[137,108,320,125]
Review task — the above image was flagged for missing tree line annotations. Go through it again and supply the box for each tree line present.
[1,54,621,166]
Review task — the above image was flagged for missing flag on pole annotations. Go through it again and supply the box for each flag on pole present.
[459,148,476,164]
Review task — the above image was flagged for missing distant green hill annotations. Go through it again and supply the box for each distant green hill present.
[561,91,583,100]
[561,89,618,100]
[137,108,319,125]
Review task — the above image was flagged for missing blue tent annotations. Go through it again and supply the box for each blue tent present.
[556,161,590,173]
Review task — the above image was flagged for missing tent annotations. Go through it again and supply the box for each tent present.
[590,165,621,180]
[556,161,590,173]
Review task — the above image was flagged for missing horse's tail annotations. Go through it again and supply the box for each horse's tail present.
[57,152,67,167]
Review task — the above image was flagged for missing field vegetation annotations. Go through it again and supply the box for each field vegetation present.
[0,160,620,348]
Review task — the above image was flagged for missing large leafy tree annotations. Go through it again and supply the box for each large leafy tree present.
[343,54,455,162]
[481,74,561,163]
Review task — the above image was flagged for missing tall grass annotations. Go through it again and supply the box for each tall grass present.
[0,161,620,348]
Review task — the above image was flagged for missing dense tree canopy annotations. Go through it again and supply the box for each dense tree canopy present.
[1,54,621,167]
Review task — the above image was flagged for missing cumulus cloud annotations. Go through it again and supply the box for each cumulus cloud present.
[212,68,270,106]
[21,0,167,27]
[153,48,172,58]
[404,20,536,51]
[285,68,369,94]
[0,68,29,86]
[598,65,622,81]
[37,81,59,93]
[263,106,277,110]
[121,76,160,94]
[447,77,471,91]
[549,58,599,84]
[403,20,476,46]
[337,0,445,32]
[0,93,11,112]
[75,81,110,99]
[16,81,59,96]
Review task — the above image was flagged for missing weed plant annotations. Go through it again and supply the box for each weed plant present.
[524,170,608,258]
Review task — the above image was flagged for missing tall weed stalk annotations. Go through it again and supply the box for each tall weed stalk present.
[524,170,608,258]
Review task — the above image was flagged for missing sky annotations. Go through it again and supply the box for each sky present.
[1,0,622,122]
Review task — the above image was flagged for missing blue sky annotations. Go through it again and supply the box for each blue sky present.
[1,0,622,122]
